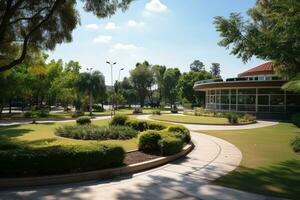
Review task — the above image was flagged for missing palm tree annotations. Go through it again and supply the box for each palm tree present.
[76,71,106,116]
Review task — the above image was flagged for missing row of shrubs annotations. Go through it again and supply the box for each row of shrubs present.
[23,110,49,118]
[0,143,125,177]
[56,125,138,140]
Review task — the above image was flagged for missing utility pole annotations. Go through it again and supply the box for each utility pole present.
[106,61,117,118]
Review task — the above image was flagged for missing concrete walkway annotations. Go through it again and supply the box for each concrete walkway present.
[0,115,280,200]
[137,114,278,131]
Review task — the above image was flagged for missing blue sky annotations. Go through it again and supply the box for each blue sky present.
[48,0,264,84]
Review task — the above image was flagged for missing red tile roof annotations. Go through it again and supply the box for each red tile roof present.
[238,62,274,77]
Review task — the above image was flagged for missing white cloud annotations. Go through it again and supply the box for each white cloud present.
[105,22,118,30]
[93,35,112,44]
[145,0,168,13]
[127,20,145,28]
[113,43,138,51]
[85,24,99,30]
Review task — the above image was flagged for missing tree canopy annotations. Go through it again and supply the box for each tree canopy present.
[0,0,134,73]
[214,0,300,77]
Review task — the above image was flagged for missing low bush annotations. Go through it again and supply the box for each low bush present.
[110,115,128,126]
[290,136,300,152]
[36,109,49,118]
[194,107,205,116]
[239,113,256,123]
[291,113,300,128]
[0,144,125,177]
[133,107,143,114]
[168,125,191,143]
[76,116,91,125]
[71,111,84,118]
[226,112,239,124]
[56,125,138,140]
[23,111,35,118]
[158,136,184,156]
[93,105,104,112]
[125,119,166,131]
[152,110,161,115]
[138,131,161,152]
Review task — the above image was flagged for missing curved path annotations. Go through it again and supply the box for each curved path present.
[0,115,280,200]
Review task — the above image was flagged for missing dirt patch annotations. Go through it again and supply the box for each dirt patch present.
[124,151,160,165]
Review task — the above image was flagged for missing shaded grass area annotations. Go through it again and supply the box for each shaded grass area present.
[151,114,229,125]
[200,123,300,199]
[0,119,138,151]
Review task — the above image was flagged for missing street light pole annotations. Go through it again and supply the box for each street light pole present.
[86,67,93,116]
[106,61,117,118]
[119,68,124,82]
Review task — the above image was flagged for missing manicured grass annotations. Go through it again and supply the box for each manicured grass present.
[200,123,300,199]
[150,114,230,125]
[0,119,138,151]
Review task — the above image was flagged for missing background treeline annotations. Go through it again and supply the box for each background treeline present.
[0,51,221,116]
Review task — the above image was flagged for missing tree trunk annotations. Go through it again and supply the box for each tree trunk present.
[9,99,12,115]
[89,92,93,116]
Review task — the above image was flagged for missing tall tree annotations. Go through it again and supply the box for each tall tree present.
[76,71,105,116]
[152,65,166,102]
[190,60,205,72]
[163,68,181,108]
[214,0,300,77]
[210,63,221,78]
[130,61,154,107]
[0,0,134,73]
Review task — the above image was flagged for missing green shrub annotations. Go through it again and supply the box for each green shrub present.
[110,114,128,126]
[290,136,300,152]
[239,113,256,123]
[93,105,104,112]
[158,136,183,156]
[291,113,300,128]
[132,107,143,114]
[226,112,239,124]
[138,131,161,152]
[125,119,166,131]
[76,116,91,125]
[0,144,125,177]
[23,111,35,118]
[36,109,49,118]
[152,110,161,115]
[159,102,166,110]
[194,107,205,116]
[168,125,191,143]
[56,125,138,140]
[71,111,84,118]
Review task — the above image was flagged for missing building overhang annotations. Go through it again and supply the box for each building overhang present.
[193,80,287,91]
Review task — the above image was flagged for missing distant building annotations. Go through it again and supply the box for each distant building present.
[193,62,300,115]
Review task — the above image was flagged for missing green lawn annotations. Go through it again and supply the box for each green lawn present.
[0,119,138,151]
[150,114,230,125]
[49,108,168,119]
[200,123,300,199]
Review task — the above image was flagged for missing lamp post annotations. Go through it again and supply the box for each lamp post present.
[119,68,124,82]
[86,67,93,116]
[106,61,117,118]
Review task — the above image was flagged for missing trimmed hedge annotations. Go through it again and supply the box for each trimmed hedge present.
[168,125,191,143]
[158,136,184,156]
[125,119,166,132]
[290,136,300,152]
[76,116,91,125]
[0,144,125,177]
[23,110,49,118]
[291,113,300,128]
[138,131,161,152]
[110,115,128,126]
[56,125,138,140]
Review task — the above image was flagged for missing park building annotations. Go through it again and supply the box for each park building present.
[193,62,300,117]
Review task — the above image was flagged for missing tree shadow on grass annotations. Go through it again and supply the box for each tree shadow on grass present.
[215,159,300,199]
[0,125,33,138]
